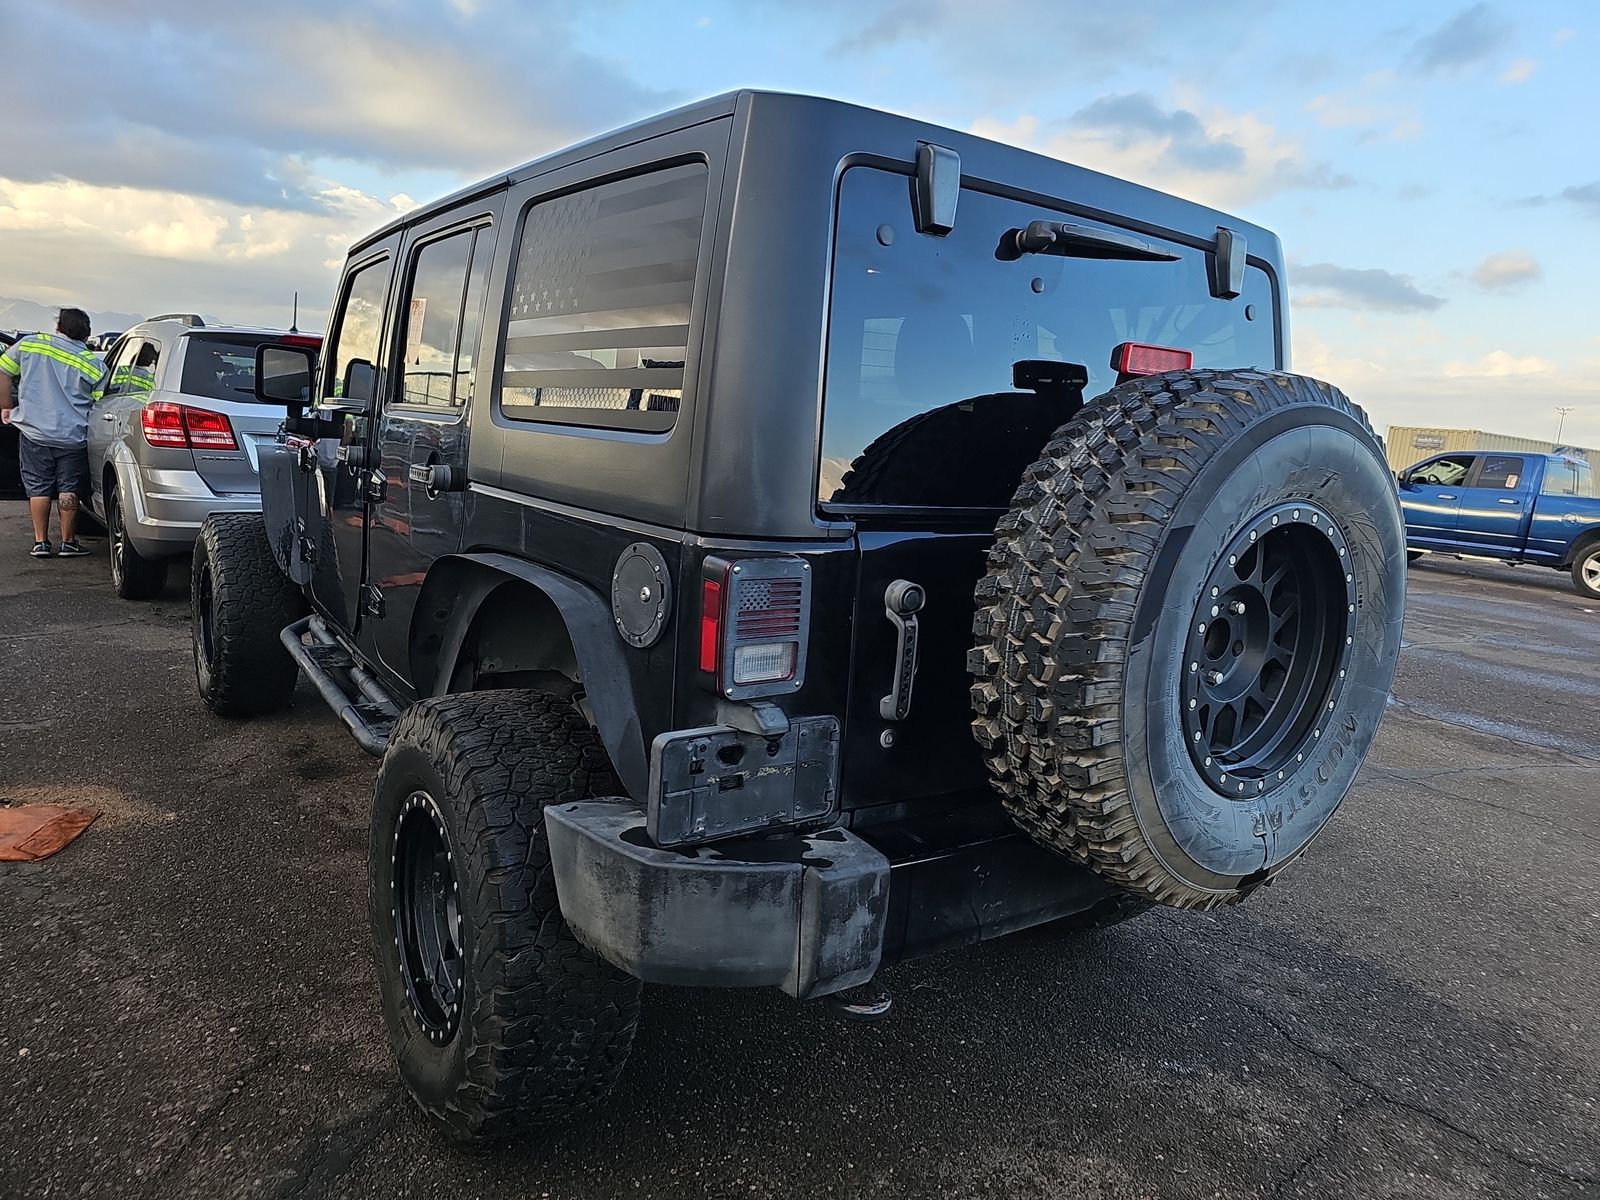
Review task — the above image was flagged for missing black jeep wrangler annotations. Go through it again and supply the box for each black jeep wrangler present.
[193,91,1405,1142]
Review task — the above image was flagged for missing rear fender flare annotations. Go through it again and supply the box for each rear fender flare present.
[1563,526,1600,567]
[412,553,646,799]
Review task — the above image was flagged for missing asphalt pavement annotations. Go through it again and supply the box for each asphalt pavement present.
[1,508,1596,1200]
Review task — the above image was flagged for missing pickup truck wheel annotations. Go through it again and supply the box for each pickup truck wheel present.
[1572,542,1600,600]
[370,691,641,1144]
[107,483,167,600]
[971,369,1406,909]
[191,514,304,716]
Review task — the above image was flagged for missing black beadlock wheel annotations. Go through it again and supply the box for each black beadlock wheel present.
[971,369,1406,910]
[370,691,642,1145]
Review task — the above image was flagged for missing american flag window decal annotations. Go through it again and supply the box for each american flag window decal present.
[500,162,707,431]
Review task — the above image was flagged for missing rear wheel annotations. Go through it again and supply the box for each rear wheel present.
[1572,542,1600,600]
[107,483,167,600]
[370,691,641,1144]
[192,514,304,716]
[971,369,1406,909]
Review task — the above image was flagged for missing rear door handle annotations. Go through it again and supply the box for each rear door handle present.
[1436,493,1457,500]
[1497,498,1520,505]
[879,580,925,722]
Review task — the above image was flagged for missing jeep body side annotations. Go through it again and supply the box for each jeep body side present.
[196,89,1403,1141]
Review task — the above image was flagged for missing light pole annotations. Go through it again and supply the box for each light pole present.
[1555,406,1575,445]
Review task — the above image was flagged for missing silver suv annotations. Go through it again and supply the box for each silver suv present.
[86,316,320,598]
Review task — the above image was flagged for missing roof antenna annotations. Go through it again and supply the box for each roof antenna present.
[290,291,299,334]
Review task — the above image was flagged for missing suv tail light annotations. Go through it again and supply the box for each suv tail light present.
[141,401,238,451]
[699,556,811,699]
[1112,342,1194,377]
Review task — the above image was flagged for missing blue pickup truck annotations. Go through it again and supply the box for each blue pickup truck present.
[1399,451,1600,598]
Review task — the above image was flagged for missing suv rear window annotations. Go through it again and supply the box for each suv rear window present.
[498,162,708,433]
[821,167,1278,509]
[180,335,274,403]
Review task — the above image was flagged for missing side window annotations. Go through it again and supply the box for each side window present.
[1410,455,1473,487]
[106,338,159,397]
[98,338,135,397]
[499,162,708,432]
[397,229,474,408]
[324,257,393,404]
[1476,455,1524,489]
[1539,459,1598,499]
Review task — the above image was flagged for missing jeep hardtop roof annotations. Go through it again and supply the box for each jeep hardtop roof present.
[351,90,1282,265]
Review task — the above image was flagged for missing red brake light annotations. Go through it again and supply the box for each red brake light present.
[1112,342,1194,376]
[280,334,322,350]
[141,401,188,448]
[141,401,237,451]
[181,406,237,450]
[699,577,723,675]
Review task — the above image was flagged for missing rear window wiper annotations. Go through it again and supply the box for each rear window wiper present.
[997,220,1179,263]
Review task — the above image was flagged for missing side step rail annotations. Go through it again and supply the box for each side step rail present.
[279,615,400,757]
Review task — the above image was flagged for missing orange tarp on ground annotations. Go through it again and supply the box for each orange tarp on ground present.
[0,805,97,861]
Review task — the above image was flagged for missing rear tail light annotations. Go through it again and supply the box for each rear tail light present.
[699,557,811,699]
[1112,342,1194,377]
[141,401,237,451]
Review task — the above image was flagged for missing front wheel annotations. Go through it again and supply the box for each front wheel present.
[370,691,642,1144]
[192,514,304,716]
[1572,542,1600,600]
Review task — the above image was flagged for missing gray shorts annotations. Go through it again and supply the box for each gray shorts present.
[18,437,90,500]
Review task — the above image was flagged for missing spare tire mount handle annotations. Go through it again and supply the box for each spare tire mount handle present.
[879,580,925,722]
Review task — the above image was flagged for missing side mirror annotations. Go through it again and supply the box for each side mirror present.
[256,343,316,405]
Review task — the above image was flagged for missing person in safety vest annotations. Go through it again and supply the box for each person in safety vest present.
[0,308,106,557]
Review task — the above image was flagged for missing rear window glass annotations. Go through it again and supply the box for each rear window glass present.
[821,167,1278,508]
[180,335,273,403]
[499,162,708,433]
[1540,458,1599,499]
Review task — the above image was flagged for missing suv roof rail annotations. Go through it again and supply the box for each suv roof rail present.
[146,313,206,326]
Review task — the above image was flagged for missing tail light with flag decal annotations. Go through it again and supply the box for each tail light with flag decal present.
[698,556,811,699]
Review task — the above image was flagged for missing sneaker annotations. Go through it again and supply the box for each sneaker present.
[57,540,89,558]
[29,540,53,557]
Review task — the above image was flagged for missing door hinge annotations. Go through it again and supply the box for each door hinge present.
[297,533,316,564]
[879,579,925,722]
[361,584,386,619]
[362,468,387,503]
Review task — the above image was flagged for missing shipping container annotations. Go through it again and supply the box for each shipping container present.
[1384,425,1595,474]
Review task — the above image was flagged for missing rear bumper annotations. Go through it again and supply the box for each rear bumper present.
[544,798,1118,1000]
[124,466,260,556]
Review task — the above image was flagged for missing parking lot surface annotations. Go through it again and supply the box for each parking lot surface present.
[1,506,1596,1200]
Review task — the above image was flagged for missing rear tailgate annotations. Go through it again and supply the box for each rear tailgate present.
[178,333,288,495]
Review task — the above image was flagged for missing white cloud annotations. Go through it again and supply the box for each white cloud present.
[1443,350,1557,378]
[971,95,1350,211]
[1501,57,1536,84]
[0,175,415,329]
[1470,249,1541,291]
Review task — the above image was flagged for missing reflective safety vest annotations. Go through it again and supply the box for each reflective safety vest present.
[0,332,106,448]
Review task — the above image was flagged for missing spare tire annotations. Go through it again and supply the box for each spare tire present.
[970,369,1404,909]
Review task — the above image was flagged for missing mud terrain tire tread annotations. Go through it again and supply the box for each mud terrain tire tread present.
[970,368,1387,910]
[371,691,641,1145]
[192,513,303,716]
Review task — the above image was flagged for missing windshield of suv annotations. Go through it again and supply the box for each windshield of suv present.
[180,335,277,403]
[820,167,1279,509]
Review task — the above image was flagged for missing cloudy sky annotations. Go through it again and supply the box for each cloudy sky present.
[2,0,1595,446]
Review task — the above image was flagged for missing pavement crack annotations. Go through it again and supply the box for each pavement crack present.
[1236,999,1599,1188]
[1268,1093,1375,1199]
[1364,765,1600,847]
[138,1048,283,1196]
